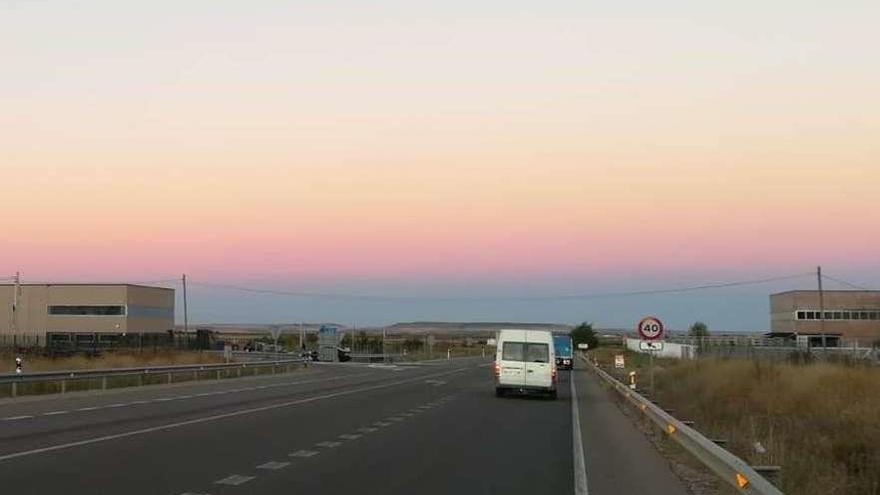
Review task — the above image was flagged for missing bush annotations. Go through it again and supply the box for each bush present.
[570,322,598,350]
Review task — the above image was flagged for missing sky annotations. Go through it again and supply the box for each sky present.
[2,1,879,329]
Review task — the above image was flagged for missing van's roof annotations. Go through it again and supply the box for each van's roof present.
[497,329,553,341]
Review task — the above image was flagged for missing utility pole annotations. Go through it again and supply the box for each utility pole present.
[817,266,826,351]
[182,274,189,349]
[10,271,20,336]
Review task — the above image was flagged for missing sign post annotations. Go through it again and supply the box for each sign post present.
[637,316,665,394]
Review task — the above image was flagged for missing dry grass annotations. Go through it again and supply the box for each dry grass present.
[1,350,225,373]
[647,356,880,494]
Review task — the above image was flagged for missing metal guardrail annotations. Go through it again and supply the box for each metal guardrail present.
[584,356,784,495]
[0,358,306,397]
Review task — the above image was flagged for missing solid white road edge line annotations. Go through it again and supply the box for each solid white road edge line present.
[0,366,470,463]
[571,372,590,495]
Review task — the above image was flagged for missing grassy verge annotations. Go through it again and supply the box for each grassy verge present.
[589,345,880,495]
[1,350,225,373]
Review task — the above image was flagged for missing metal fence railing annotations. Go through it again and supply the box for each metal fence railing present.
[0,358,306,398]
[583,356,784,495]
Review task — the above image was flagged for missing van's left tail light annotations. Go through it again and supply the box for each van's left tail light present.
[493,362,501,378]
[552,366,558,383]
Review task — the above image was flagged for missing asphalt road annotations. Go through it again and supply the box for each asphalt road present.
[0,357,689,494]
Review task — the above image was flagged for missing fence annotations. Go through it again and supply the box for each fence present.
[625,338,696,359]
[0,333,45,349]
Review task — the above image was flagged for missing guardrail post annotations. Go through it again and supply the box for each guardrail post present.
[102,376,108,390]
[237,367,242,377]
[194,370,199,382]
[167,372,173,384]
[61,379,67,394]
[11,381,17,397]
[216,369,221,380]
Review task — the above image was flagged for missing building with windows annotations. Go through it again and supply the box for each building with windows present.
[770,290,880,343]
[1,284,175,348]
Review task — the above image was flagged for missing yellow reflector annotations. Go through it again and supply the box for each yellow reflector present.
[640,404,646,411]
[736,473,749,488]
[666,424,676,434]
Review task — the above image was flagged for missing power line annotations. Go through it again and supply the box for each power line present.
[189,272,814,303]
[821,273,874,291]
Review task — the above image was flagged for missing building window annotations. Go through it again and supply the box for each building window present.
[48,305,126,316]
[797,311,806,320]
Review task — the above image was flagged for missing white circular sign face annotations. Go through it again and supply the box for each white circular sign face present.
[637,316,664,340]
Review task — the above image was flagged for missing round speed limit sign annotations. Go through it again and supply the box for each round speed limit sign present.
[637,316,664,340]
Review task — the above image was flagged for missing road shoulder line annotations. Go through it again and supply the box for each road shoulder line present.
[571,371,590,495]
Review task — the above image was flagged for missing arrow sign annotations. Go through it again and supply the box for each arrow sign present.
[638,341,664,351]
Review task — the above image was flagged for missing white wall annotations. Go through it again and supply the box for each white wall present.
[625,338,696,359]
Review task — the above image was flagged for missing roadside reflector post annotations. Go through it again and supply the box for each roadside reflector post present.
[628,371,637,389]
[666,424,676,435]
[736,473,749,488]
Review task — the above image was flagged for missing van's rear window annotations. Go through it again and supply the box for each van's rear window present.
[502,342,549,362]
[502,342,525,361]
[526,343,549,363]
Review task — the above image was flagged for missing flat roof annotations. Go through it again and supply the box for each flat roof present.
[0,283,173,291]
[771,290,880,295]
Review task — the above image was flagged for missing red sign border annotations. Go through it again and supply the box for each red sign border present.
[637,316,665,341]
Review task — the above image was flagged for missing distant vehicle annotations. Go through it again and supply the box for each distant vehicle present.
[337,347,352,362]
[553,335,573,370]
[494,329,557,399]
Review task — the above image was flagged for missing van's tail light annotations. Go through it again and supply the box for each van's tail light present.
[552,366,558,383]
[493,362,501,378]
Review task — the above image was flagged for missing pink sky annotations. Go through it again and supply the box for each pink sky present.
[2,1,879,291]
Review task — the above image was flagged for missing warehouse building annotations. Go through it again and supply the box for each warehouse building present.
[770,290,880,344]
[1,283,175,349]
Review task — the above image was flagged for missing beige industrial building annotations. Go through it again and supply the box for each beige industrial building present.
[1,284,175,347]
[770,290,880,342]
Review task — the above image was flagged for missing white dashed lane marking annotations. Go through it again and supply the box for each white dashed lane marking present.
[316,441,342,448]
[357,427,378,433]
[43,411,68,416]
[289,450,319,458]
[373,421,392,427]
[339,434,362,440]
[1,415,34,421]
[257,461,290,470]
[214,475,255,486]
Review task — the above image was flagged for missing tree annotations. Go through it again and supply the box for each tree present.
[570,322,598,350]
[689,321,710,337]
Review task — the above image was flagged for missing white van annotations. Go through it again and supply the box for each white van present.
[494,329,557,399]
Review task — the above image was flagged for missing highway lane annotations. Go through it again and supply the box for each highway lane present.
[0,357,690,494]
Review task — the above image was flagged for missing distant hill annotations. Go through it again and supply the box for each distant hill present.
[385,321,573,334]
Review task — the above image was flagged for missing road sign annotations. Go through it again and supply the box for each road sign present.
[614,354,625,369]
[637,316,665,341]
[639,341,664,351]
[577,343,589,350]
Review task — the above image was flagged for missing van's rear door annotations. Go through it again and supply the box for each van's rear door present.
[523,341,552,388]
[499,341,526,388]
